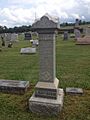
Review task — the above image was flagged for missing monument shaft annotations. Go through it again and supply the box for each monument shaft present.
[39,33,56,82]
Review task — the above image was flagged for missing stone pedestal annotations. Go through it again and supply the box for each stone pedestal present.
[29,88,64,116]
[29,14,64,115]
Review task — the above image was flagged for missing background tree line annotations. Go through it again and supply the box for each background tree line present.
[0,25,32,33]
[60,20,90,27]
[0,20,90,33]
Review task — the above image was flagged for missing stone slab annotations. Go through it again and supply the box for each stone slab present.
[0,79,29,94]
[20,47,36,54]
[29,88,64,116]
[63,31,68,40]
[76,36,90,45]
[66,87,83,95]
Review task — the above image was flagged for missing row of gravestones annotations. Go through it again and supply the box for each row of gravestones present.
[0,32,39,54]
[0,15,83,116]
[63,18,90,44]
[20,32,39,54]
[63,19,81,40]
[74,19,90,44]
[0,33,18,48]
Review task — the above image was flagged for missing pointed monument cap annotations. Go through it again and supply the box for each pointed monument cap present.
[32,13,60,30]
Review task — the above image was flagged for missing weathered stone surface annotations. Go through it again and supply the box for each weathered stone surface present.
[0,79,29,94]
[35,78,59,99]
[29,14,64,116]
[63,31,68,40]
[5,33,11,41]
[76,36,90,45]
[39,34,56,83]
[20,47,36,54]
[74,29,81,40]
[66,87,83,95]
[29,89,64,116]
[11,33,18,42]
[76,26,90,45]
[32,13,60,30]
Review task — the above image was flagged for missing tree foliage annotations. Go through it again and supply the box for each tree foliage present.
[0,25,31,33]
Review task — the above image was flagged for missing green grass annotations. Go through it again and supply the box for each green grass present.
[56,35,90,89]
[0,34,90,120]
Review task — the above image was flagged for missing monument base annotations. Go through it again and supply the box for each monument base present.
[35,78,59,99]
[29,88,64,116]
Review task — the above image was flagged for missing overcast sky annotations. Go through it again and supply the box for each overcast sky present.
[0,0,90,27]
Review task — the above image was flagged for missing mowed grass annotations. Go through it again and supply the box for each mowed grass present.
[0,34,90,120]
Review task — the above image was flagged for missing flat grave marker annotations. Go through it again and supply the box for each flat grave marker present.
[66,87,83,95]
[20,47,36,54]
[0,79,29,94]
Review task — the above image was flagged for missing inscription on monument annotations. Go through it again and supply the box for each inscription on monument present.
[35,88,57,99]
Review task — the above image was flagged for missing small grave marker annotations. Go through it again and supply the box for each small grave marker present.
[66,87,83,95]
[0,80,29,94]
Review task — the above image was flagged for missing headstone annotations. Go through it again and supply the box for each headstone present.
[24,32,32,40]
[6,33,11,41]
[66,87,83,95]
[5,33,13,47]
[76,26,90,45]
[11,33,18,42]
[20,47,36,54]
[74,29,81,39]
[63,31,68,40]
[0,79,29,94]
[29,14,64,116]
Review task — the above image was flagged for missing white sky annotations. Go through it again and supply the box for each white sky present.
[0,0,90,27]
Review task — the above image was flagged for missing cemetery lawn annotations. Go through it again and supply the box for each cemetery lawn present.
[0,35,90,120]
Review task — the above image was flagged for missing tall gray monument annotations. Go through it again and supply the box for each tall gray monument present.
[29,14,64,116]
